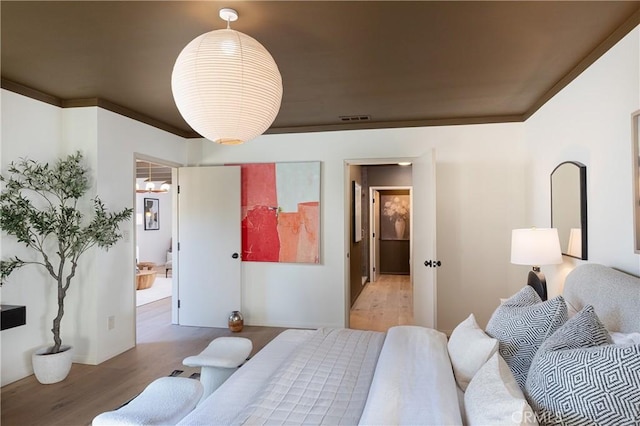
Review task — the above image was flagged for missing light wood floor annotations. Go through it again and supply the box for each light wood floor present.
[1,298,287,426]
[2,277,411,425]
[350,274,413,332]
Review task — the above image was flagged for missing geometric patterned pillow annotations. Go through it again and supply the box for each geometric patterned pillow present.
[486,286,567,389]
[525,305,640,425]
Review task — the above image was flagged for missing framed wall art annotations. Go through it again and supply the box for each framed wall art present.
[143,198,159,230]
[380,194,410,240]
[235,161,321,263]
[353,181,362,243]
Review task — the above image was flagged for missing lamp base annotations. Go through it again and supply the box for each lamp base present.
[527,268,548,301]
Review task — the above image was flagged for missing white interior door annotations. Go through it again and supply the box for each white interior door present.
[412,149,437,328]
[370,190,381,282]
[177,166,241,327]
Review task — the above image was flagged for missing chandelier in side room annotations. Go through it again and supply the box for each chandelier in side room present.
[136,163,170,193]
[171,8,283,145]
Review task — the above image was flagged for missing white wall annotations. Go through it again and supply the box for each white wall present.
[193,123,527,331]
[524,26,640,296]
[436,131,528,331]
[136,191,172,265]
[93,109,186,364]
[1,90,66,386]
[1,92,188,385]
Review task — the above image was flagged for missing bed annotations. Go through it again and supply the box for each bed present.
[178,326,462,425]
[131,263,640,425]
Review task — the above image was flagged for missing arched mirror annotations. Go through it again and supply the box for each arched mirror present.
[551,161,587,259]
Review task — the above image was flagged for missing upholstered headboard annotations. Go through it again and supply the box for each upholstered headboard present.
[563,263,640,333]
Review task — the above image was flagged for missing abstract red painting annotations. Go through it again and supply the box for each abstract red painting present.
[238,162,320,263]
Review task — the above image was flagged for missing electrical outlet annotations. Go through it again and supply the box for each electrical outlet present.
[108,315,115,330]
[122,230,131,243]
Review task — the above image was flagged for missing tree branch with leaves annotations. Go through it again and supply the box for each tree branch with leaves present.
[0,152,132,354]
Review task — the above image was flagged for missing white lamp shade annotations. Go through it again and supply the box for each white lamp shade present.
[511,228,563,266]
[171,28,283,145]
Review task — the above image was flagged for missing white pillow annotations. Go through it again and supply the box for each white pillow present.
[448,313,498,391]
[465,353,538,426]
[610,331,640,345]
[566,299,579,318]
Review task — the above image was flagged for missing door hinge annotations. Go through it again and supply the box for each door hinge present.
[178,242,181,251]
[177,185,180,194]
[178,299,181,308]
[372,198,375,203]
[373,267,376,272]
[372,232,375,238]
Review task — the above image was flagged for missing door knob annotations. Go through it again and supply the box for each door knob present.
[232,253,239,259]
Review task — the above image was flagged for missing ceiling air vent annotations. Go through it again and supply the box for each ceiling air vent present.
[339,115,370,122]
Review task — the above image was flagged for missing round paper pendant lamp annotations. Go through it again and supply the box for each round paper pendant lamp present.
[171,28,282,145]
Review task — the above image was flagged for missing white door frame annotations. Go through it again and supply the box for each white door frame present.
[132,154,182,341]
[369,186,413,282]
[344,158,418,328]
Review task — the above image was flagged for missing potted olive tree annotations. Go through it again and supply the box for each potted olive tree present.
[0,152,132,384]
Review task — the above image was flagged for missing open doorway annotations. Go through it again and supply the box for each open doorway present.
[134,159,176,337]
[348,164,414,332]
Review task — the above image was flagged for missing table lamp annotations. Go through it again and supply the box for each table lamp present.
[511,228,563,300]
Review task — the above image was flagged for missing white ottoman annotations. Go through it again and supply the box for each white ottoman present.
[183,336,253,404]
[92,376,203,425]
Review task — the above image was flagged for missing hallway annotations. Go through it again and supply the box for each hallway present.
[349,274,413,332]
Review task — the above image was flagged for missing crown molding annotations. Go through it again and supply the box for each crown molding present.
[1,79,199,138]
[266,114,524,135]
[2,77,526,138]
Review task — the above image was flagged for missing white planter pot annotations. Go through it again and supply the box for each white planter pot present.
[32,345,73,384]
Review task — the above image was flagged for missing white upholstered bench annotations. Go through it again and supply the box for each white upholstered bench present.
[92,376,203,425]
[183,336,253,404]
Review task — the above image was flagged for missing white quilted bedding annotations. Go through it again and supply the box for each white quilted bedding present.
[178,329,315,425]
[233,328,385,425]
[359,326,463,425]
[179,326,461,426]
